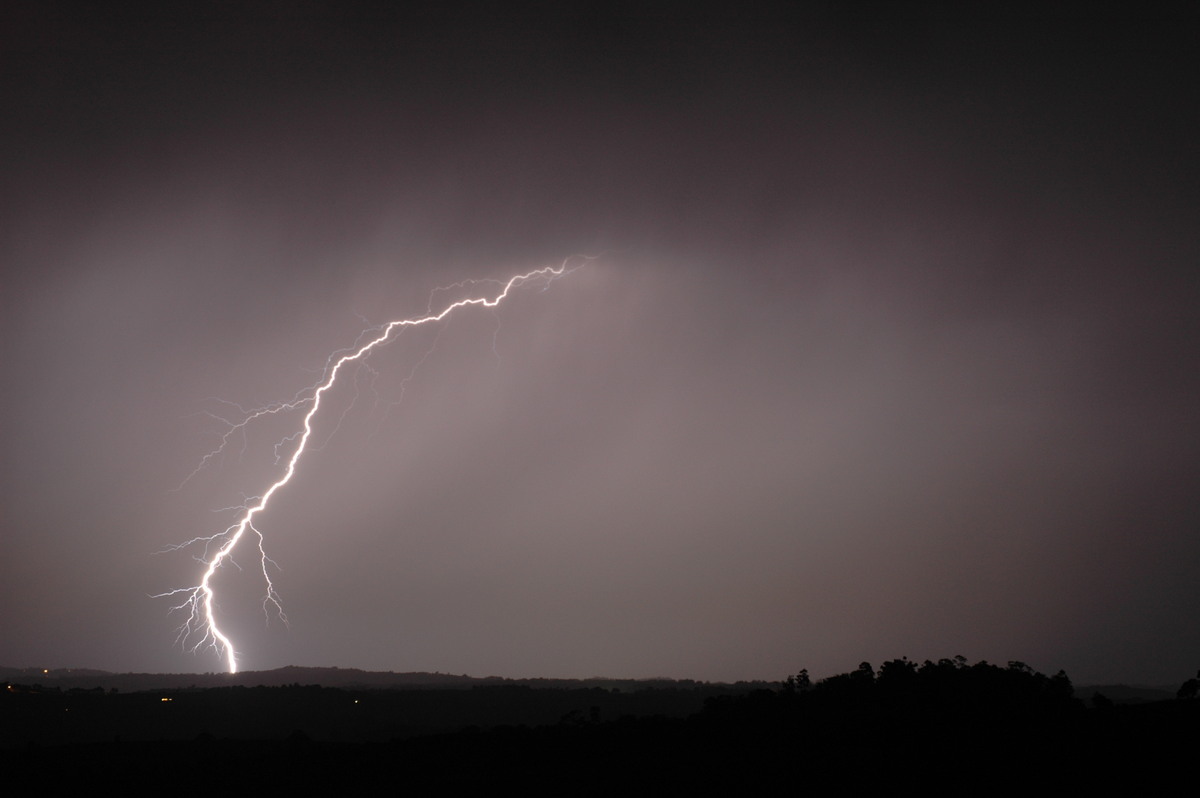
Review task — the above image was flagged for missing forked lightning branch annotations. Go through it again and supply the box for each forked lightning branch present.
[155,260,581,673]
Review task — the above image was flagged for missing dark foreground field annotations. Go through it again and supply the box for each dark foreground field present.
[6,660,1197,792]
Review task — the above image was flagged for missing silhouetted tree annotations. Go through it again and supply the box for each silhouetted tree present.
[878,657,917,684]
[1177,670,1200,700]
[783,669,811,693]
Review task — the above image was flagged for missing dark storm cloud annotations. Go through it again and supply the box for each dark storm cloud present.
[2,8,1196,684]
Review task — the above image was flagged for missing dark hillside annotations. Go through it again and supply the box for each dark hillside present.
[7,658,1197,791]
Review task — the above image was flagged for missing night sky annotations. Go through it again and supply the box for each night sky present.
[2,6,1197,685]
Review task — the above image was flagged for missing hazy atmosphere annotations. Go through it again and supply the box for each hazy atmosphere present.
[2,7,1196,685]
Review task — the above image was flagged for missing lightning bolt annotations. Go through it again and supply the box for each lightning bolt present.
[156,259,581,673]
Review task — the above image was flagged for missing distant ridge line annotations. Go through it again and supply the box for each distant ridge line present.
[0,665,765,693]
